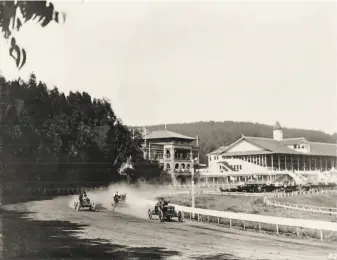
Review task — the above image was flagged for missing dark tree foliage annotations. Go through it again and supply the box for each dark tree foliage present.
[141,122,337,164]
[0,74,154,191]
[0,1,66,69]
[129,159,165,184]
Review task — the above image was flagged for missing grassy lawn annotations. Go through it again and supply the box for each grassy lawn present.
[276,194,337,208]
[167,194,337,222]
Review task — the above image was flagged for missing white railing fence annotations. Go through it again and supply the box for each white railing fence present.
[24,186,109,194]
[264,189,337,215]
[173,204,337,241]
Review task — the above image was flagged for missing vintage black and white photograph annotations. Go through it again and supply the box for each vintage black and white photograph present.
[0,0,336,259]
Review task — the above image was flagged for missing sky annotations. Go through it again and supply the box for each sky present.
[1,1,336,134]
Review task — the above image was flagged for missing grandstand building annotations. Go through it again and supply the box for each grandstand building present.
[141,128,200,180]
[204,121,337,184]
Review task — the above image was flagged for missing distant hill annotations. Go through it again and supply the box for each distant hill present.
[131,121,337,164]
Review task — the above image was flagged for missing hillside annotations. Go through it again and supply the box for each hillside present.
[133,121,337,164]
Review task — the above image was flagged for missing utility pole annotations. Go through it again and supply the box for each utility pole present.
[191,158,196,218]
[143,127,147,159]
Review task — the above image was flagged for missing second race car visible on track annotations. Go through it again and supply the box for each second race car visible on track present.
[148,198,183,222]
[73,192,96,211]
[111,192,127,211]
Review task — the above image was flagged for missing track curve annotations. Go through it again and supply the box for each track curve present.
[2,196,336,260]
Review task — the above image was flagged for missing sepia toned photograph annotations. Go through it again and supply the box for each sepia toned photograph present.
[0,0,336,259]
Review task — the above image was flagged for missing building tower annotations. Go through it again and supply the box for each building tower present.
[273,121,283,141]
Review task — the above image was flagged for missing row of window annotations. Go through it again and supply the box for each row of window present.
[166,163,191,169]
[294,144,306,149]
[209,155,219,161]
[233,165,242,170]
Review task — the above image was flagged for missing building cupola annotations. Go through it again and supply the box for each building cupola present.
[273,121,283,141]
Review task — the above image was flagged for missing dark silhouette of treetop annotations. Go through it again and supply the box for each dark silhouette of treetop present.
[0,1,66,69]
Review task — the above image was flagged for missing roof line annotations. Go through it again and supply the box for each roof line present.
[217,136,245,155]
[145,129,195,140]
[244,136,273,140]
[281,137,306,140]
[244,136,337,146]
[308,141,337,146]
[207,146,228,155]
[242,137,274,152]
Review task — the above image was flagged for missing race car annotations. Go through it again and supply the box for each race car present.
[111,192,127,211]
[148,198,183,222]
[73,192,96,211]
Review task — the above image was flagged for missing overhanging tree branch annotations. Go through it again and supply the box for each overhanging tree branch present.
[0,1,66,69]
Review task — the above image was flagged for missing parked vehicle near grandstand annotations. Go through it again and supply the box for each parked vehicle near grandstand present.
[220,182,336,194]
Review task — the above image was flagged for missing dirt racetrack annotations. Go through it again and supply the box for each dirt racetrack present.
[1,196,336,260]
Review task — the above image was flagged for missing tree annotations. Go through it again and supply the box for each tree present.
[0,1,66,69]
[0,73,146,190]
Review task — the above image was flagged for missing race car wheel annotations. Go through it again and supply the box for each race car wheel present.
[76,203,80,211]
[148,209,152,220]
[159,210,163,222]
[178,211,183,222]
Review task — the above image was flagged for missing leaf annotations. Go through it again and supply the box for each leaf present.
[37,15,44,24]
[54,11,59,23]
[19,48,26,70]
[9,43,21,68]
[16,18,22,31]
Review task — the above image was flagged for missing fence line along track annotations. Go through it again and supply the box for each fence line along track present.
[264,189,337,215]
[172,203,337,242]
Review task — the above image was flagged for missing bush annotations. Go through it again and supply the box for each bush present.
[225,206,240,213]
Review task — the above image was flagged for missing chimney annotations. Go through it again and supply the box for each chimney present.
[273,121,283,141]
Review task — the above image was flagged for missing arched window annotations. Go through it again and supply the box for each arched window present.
[175,163,179,169]
[181,163,185,169]
[187,164,190,169]
[166,163,170,169]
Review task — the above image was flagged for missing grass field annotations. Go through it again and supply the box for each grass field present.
[276,194,337,208]
[167,194,337,222]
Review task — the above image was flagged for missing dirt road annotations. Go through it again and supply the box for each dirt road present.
[1,196,336,260]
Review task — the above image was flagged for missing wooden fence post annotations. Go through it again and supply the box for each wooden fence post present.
[320,230,323,241]
[229,218,232,227]
[276,224,279,235]
[258,222,261,231]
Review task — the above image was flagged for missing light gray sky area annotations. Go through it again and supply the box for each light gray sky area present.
[1,1,336,133]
